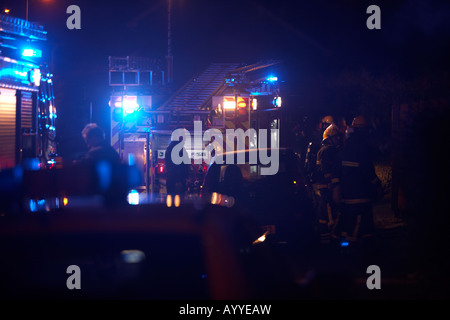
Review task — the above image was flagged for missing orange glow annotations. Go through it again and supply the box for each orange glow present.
[237,101,247,108]
[166,194,172,207]
[223,96,249,110]
[253,231,269,244]
[211,192,220,204]
[174,194,180,207]
[223,97,236,110]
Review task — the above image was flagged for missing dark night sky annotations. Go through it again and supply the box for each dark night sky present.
[3,0,450,158]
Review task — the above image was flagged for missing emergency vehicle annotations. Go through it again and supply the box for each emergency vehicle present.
[109,58,284,202]
[0,13,56,170]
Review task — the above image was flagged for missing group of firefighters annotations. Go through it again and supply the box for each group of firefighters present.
[303,115,383,247]
[75,116,383,249]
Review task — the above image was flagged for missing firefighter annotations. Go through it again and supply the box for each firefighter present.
[337,115,382,245]
[165,138,189,200]
[314,123,342,245]
[77,123,120,164]
[75,123,125,206]
[304,115,335,186]
[321,115,335,130]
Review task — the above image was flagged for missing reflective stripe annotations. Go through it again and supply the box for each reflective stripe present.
[313,184,328,190]
[316,160,321,165]
[342,198,372,204]
[342,160,360,167]
[331,178,340,184]
[327,203,334,226]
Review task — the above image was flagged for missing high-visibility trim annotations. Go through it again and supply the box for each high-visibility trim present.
[327,203,333,226]
[342,160,360,167]
[342,198,372,204]
[313,184,328,190]
[316,160,321,165]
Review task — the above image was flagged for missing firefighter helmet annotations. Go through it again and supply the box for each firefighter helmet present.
[321,115,335,125]
[352,115,368,128]
[323,123,340,140]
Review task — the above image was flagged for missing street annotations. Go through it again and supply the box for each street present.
[276,196,448,300]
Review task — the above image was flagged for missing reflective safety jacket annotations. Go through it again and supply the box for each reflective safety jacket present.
[339,133,380,204]
[315,141,340,190]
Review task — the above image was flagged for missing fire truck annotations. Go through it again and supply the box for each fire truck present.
[109,58,284,202]
[0,13,56,170]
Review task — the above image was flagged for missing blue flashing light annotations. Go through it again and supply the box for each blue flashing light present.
[266,76,278,82]
[22,48,42,58]
[29,199,37,212]
[13,70,28,78]
[29,199,46,212]
[122,96,139,115]
[127,189,139,205]
[22,49,34,57]
[340,241,350,247]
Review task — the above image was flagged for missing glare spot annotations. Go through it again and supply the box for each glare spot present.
[120,250,146,263]
[166,194,172,207]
